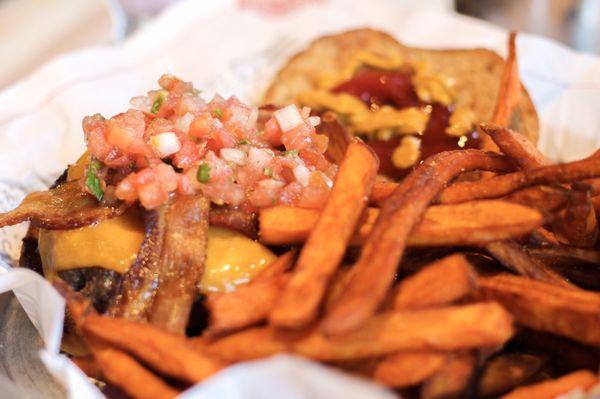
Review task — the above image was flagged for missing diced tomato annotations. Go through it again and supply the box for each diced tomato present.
[145,118,175,139]
[278,182,303,206]
[172,140,206,169]
[249,179,285,207]
[106,110,150,156]
[138,181,169,210]
[87,74,338,210]
[114,163,178,209]
[114,175,137,202]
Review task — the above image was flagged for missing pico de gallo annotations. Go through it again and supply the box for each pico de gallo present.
[83,75,337,211]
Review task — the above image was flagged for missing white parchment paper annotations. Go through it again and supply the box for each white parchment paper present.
[0,0,599,397]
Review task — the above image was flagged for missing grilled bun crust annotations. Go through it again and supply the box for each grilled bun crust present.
[264,28,538,144]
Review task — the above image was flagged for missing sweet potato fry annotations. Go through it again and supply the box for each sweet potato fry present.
[481,123,551,170]
[420,352,477,399]
[529,227,561,247]
[322,150,514,335]
[374,181,570,210]
[56,283,182,397]
[270,139,378,328]
[205,251,296,336]
[89,337,180,399]
[209,302,514,362]
[478,274,600,347]
[410,201,543,247]
[260,201,543,247]
[591,193,600,214]
[439,156,600,204]
[332,357,380,378]
[503,185,569,213]
[491,32,521,128]
[323,267,355,312]
[479,32,521,156]
[370,179,397,205]
[553,183,598,248]
[392,254,477,310]
[300,302,513,360]
[500,370,598,399]
[374,351,447,388]
[485,241,575,288]
[514,330,600,372]
[82,314,223,383]
[72,355,104,381]
[527,246,600,266]
[477,352,547,397]
[207,327,288,362]
[371,179,570,208]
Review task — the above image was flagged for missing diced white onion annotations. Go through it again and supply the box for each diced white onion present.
[308,116,321,127]
[248,147,274,169]
[130,95,156,113]
[293,164,311,187]
[221,148,247,166]
[175,112,195,134]
[274,104,304,132]
[149,132,181,158]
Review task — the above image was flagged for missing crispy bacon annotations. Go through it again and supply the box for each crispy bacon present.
[149,195,210,333]
[209,206,257,238]
[107,209,164,321]
[108,194,209,334]
[0,180,126,230]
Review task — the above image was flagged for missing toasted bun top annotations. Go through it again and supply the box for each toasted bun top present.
[264,28,538,144]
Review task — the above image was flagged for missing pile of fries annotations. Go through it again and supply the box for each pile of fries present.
[56,33,600,399]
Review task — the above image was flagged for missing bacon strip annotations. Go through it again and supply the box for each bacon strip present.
[0,180,126,229]
[109,194,210,334]
[107,209,165,321]
[149,195,210,333]
[209,207,257,238]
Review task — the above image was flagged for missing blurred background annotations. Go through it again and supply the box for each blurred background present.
[0,0,599,90]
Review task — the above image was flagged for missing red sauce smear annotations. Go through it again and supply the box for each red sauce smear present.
[332,69,479,179]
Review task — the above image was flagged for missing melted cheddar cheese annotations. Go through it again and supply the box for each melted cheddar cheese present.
[38,209,146,275]
[39,153,275,292]
[200,227,276,293]
[38,211,274,293]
